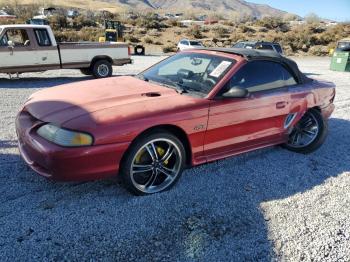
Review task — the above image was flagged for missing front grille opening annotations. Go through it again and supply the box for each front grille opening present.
[142,92,161,97]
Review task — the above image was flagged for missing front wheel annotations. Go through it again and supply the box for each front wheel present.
[283,108,328,154]
[120,132,186,195]
[92,60,112,78]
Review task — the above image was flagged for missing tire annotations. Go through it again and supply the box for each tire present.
[120,131,186,195]
[283,108,328,154]
[92,59,112,78]
[80,68,92,75]
[134,45,145,55]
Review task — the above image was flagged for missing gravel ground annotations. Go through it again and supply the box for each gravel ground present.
[0,56,349,261]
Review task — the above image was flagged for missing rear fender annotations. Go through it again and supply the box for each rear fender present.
[286,96,310,132]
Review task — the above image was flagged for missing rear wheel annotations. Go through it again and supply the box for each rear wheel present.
[120,132,186,195]
[92,59,112,78]
[283,109,328,154]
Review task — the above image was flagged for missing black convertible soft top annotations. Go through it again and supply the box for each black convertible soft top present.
[199,48,313,84]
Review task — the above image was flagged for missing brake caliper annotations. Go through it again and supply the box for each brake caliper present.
[157,147,169,165]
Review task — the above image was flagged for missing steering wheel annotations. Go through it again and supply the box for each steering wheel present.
[202,72,217,86]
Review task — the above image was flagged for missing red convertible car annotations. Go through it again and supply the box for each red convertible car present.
[16,48,335,195]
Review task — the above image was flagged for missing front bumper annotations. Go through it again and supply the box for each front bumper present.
[16,111,130,181]
[321,103,335,119]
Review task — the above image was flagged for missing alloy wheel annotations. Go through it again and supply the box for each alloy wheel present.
[130,138,182,194]
[287,111,319,148]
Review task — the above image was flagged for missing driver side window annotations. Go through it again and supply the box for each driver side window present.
[0,34,8,46]
[0,29,30,47]
[228,60,297,93]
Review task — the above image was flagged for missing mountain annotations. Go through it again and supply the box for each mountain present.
[110,0,289,18]
[17,0,291,18]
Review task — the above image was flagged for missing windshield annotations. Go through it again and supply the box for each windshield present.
[273,44,283,54]
[233,42,245,48]
[190,41,202,46]
[138,52,236,96]
[337,42,350,52]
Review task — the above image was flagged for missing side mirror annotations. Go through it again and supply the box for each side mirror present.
[222,86,249,98]
[7,40,14,47]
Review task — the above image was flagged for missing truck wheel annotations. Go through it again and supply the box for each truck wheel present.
[92,60,113,78]
[80,68,92,75]
[134,45,145,55]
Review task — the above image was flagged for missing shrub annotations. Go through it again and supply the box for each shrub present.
[186,25,203,39]
[143,37,153,44]
[137,13,166,30]
[125,35,141,43]
[255,17,290,32]
[163,44,177,53]
[53,28,104,42]
[308,45,329,56]
[211,26,230,38]
[49,15,68,30]
[72,15,97,29]
[238,25,255,33]
[166,19,181,27]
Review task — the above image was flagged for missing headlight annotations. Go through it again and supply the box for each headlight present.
[37,124,93,147]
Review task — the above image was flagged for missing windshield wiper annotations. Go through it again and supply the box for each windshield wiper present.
[136,75,189,94]
[160,79,189,94]
[136,74,149,82]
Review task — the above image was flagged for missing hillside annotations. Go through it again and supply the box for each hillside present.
[7,0,289,18]
[107,0,289,18]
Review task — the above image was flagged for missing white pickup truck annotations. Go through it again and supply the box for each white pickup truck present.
[0,24,132,78]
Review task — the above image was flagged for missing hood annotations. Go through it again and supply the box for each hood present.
[25,76,197,125]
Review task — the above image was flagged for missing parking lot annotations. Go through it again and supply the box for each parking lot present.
[0,56,350,261]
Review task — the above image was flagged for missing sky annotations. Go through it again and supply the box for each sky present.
[247,0,350,22]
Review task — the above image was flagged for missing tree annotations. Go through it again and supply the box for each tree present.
[305,13,321,24]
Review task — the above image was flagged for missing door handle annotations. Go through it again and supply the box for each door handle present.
[8,46,14,55]
[276,101,288,109]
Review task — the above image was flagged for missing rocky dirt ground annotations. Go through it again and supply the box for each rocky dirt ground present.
[0,56,349,261]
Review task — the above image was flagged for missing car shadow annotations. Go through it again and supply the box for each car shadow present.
[1,117,349,261]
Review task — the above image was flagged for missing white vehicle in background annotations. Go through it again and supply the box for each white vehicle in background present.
[0,24,131,78]
[177,39,204,51]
